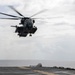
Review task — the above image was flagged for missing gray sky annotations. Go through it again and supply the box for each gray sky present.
[0,0,75,61]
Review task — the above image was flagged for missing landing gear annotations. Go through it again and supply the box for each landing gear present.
[29,33,32,36]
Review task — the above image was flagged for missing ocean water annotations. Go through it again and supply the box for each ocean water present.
[0,60,75,68]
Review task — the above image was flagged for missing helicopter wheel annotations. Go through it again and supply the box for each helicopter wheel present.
[29,33,32,36]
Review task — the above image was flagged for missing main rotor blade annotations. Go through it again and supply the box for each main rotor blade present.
[9,6,24,17]
[0,18,20,20]
[0,12,21,18]
[30,9,47,17]
[32,16,63,19]
[32,18,51,19]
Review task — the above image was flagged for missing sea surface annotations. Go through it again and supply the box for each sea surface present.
[0,60,75,68]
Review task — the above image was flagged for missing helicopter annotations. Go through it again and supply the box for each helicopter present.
[0,6,47,37]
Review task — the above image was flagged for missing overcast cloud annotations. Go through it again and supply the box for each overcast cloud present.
[0,0,75,61]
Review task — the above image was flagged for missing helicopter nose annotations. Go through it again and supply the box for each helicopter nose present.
[28,23,33,28]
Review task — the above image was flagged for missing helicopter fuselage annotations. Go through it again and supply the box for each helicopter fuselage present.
[15,18,37,37]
